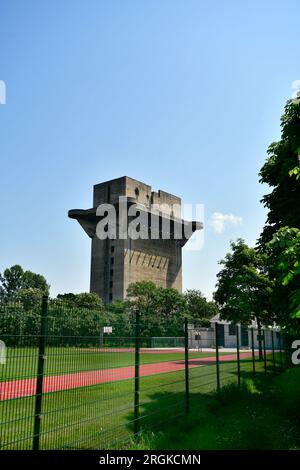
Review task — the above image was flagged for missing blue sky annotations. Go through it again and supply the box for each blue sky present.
[0,0,299,299]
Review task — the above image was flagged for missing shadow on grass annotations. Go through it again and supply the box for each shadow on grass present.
[124,366,300,450]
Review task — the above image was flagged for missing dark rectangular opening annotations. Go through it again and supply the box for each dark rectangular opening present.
[229,323,236,336]
[241,325,249,347]
[217,324,225,347]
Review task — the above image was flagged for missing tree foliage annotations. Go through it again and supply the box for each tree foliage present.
[184,289,218,327]
[213,239,274,326]
[47,297,106,341]
[0,264,49,301]
[266,227,300,326]
[126,281,186,337]
[57,292,102,309]
[106,299,134,337]
[257,96,300,332]
[259,97,300,246]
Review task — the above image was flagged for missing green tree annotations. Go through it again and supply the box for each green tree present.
[0,265,24,299]
[56,293,77,303]
[184,289,218,327]
[73,292,103,309]
[257,95,300,332]
[266,227,300,330]
[107,299,134,338]
[259,96,300,246]
[21,271,49,293]
[126,281,186,337]
[0,265,49,301]
[126,281,158,338]
[15,288,44,311]
[48,296,107,343]
[156,287,186,336]
[126,281,157,307]
[214,239,274,358]
[56,292,103,308]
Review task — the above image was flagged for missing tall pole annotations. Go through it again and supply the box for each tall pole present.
[134,310,140,437]
[279,331,283,370]
[263,329,267,374]
[257,318,263,361]
[271,330,276,375]
[33,295,48,450]
[215,322,220,391]
[251,328,256,376]
[184,317,190,414]
[236,325,241,387]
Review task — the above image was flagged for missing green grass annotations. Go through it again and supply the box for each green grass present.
[0,351,275,450]
[0,347,233,382]
[130,365,300,450]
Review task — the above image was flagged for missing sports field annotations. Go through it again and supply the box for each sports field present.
[0,348,253,399]
[0,345,272,450]
[0,347,234,383]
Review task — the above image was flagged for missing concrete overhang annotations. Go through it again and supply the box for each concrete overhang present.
[68,199,203,246]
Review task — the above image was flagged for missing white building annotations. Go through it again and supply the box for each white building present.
[188,314,281,350]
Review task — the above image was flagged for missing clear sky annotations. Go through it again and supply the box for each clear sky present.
[1,1,299,299]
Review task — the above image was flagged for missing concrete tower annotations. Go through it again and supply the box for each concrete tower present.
[68,176,202,303]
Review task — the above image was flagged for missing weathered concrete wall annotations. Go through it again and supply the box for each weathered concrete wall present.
[90,237,125,303]
[90,176,184,301]
[123,238,182,296]
[69,176,201,303]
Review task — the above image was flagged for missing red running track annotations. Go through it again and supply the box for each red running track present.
[0,352,254,401]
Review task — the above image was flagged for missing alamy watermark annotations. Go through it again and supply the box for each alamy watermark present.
[0,80,6,105]
[291,339,300,365]
[94,197,204,251]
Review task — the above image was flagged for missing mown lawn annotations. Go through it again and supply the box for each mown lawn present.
[130,364,300,450]
[0,347,234,381]
[0,354,274,450]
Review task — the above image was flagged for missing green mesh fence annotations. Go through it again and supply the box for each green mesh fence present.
[0,297,291,450]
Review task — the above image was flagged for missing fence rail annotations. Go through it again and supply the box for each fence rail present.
[0,296,293,450]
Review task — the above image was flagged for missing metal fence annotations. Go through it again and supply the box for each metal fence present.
[0,296,293,450]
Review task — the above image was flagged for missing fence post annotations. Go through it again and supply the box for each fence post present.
[257,319,263,361]
[279,332,283,371]
[236,325,241,386]
[215,322,220,391]
[184,317,190,414]
[262,329,267,374]
[33,295,48,450]
[284,333,290,368]
[271,330,276,375]
[251,328,256,376]
[134,310,140,437]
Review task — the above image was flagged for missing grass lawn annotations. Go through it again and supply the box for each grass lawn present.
[0,351,276,450]
[131,365,300,450]
[0,347,234,382]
